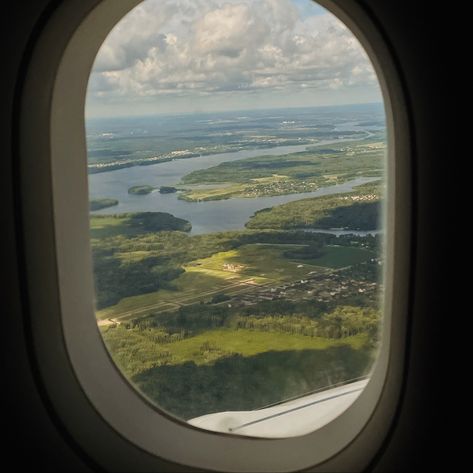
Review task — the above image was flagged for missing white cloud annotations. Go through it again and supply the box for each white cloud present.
[87,0,381,113]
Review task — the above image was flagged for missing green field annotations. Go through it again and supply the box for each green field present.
[102,325,369,374]
[186,243,327,281]
[185,243,373,281]
[96,242,374,320]
[298,245,375,268]
[164,329,369,364]
[96,243,321,319]
[91,227,343,313]
[90,215,138,239]
[101,323,375,419]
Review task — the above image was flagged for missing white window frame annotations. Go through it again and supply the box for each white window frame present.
[18,0,412,471]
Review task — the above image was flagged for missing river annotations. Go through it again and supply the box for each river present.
[89,141,380,235]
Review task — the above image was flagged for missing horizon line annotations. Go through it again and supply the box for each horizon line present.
[85,101,384,121]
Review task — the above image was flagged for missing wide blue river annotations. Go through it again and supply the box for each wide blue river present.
[88,142,379,235]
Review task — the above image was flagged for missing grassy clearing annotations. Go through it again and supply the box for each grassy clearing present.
[180,175,288,201]
[101,325,369,374]
[186,243,324,282]
[179,183,246,201]
[90,215,137,239]
[123,328,374,419]
[164,329,368,365]
[302,245,374,268]
[95,251,275,320]
[219,244,325,279]
[95,242,373,319]
[95,243,323,319]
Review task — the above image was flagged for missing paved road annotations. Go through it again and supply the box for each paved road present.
[96,277,274,325]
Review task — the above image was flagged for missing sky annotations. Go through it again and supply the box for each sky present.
[86,0,382,118]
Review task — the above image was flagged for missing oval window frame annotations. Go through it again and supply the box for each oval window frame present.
[18,0,412,471]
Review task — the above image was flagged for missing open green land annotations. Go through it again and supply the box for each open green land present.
[94,242,317,320]
[128,185,155,195]
[178,139,385,201]
[95,240,374,320]
[101,326,370,374]
[131,343,374,419]
[89,198,118,211]
[298,245,375,268]
[92,226,332,310]
[186,244,325,282]
[101,303,379,419]
[246,182,381,230]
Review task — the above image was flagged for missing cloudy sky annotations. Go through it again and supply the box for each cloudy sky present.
[86,0,382,118]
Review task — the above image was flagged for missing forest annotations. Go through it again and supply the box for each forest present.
[101,302,379,419]
[246,182,381,230]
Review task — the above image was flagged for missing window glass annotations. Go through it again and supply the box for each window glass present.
[86,0,386,438]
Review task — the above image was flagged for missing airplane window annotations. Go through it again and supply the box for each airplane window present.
[85,0,386,438]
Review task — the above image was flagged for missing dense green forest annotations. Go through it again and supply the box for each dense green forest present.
[246,183,381,230]
[102,302,379,419]
[134,346,373,419]
[92,251,185,309]
[91,212,192,308]
[130,302,380,342]
[90,211,191,239]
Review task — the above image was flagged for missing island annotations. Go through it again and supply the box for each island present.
[178,138,386,202]
[128,185,155,195]
[159,186,177,194]
[89,198,119,211]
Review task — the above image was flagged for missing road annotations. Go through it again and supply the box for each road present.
[96,277,274,326]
